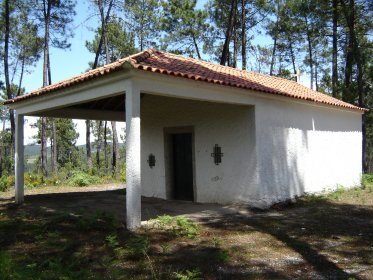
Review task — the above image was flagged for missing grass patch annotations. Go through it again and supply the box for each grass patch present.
[151,215,200,239]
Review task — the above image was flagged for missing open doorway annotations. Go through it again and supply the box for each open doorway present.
[164,127,195,201]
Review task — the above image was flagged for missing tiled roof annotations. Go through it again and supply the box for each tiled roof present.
[4,49,365,112]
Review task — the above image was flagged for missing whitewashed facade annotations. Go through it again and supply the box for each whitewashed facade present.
[141,90,362,208]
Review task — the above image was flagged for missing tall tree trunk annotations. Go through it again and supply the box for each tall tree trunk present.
[332,0,338,97]
[269,35,277,76]
[41,118,47,176]
[111,121,120,178]
[233,26,238,68]
[47,53,52,85]
[86,120,93,170]
[100,0,120,178]
[191,34,201,59]
[315,58,319,91]
[52,121,57,174]
[17,58,25,97]
[3,0,15,154]
[96,121,102,173]
[86,0,114,171]
[341,0,366,171]
[270,3,280,76]
[104,121,108,171]
[241,0,246,70]
[269,1,280,76]
[41,0,51,177]
[220,0,237,65]
[47,49,57,174]
[305,17,314,90]
[50,137,54,173]
[288,36,297,76]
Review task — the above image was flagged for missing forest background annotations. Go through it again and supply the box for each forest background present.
[0,0,371,190]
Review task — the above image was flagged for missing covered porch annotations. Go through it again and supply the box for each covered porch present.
[9,66,257,230]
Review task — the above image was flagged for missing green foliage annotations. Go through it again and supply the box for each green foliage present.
[45,175,61,186]
[126,235,150,259]
[326,185,347,200]
[155,214,174,227]
[38,257,90,279]
[124,0,161,50]
[0,127,13,176]
[76,211,118,232]
[173,269,202,280]
[0,175,13,192]
[174,216,200,239]
[362,174,373,187]
[24,173,44,189]
[86,18,137,65]
[0,251,20,279]
[67,171,101,187]
[153,215,200,239]
[106,233,120,249]
[120,163,126,182]
[212,249,230,263]
[160,0,210,58]
[32,118,80,169]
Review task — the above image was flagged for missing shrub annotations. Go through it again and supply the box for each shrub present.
[120,163,126,182]
[100,175,114,184]
[126,235,150,258]
[7,176,14,188]
[24,173,44,189]
[45,175,61,186]
[68,171,101,187]
[362,174,373,188]
[0,176,10,192]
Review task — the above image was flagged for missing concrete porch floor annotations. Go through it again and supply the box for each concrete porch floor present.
[0,184,245,225]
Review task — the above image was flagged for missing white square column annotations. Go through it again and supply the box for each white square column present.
[15,113,24,204]
[125,83,141,230]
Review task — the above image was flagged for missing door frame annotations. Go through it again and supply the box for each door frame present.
[164,126,196,202]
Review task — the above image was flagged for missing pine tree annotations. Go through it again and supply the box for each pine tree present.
[160,0,210,59]
[124,0,161,51]
[34,0,76,177]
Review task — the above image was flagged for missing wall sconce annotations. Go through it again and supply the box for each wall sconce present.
[211,144,223,165]
[148,154,156,168]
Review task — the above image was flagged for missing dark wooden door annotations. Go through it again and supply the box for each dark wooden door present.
[172,133,194,201]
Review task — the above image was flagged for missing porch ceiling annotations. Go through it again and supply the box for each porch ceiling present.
[69,95,125,112]
[29,95,127,122]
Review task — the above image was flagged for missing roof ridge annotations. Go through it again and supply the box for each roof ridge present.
[4,49,366,112]
[130,48,159,64]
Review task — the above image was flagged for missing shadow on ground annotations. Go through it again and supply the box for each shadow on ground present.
[1,189,372,279]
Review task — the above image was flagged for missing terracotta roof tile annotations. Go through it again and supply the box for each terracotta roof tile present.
[5,49,365,112]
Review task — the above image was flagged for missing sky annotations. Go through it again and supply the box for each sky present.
[14,0,309,145]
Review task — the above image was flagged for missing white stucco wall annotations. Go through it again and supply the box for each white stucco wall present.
[254,98,362,207]
[140,90,362,208]
[141,95,258,204]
